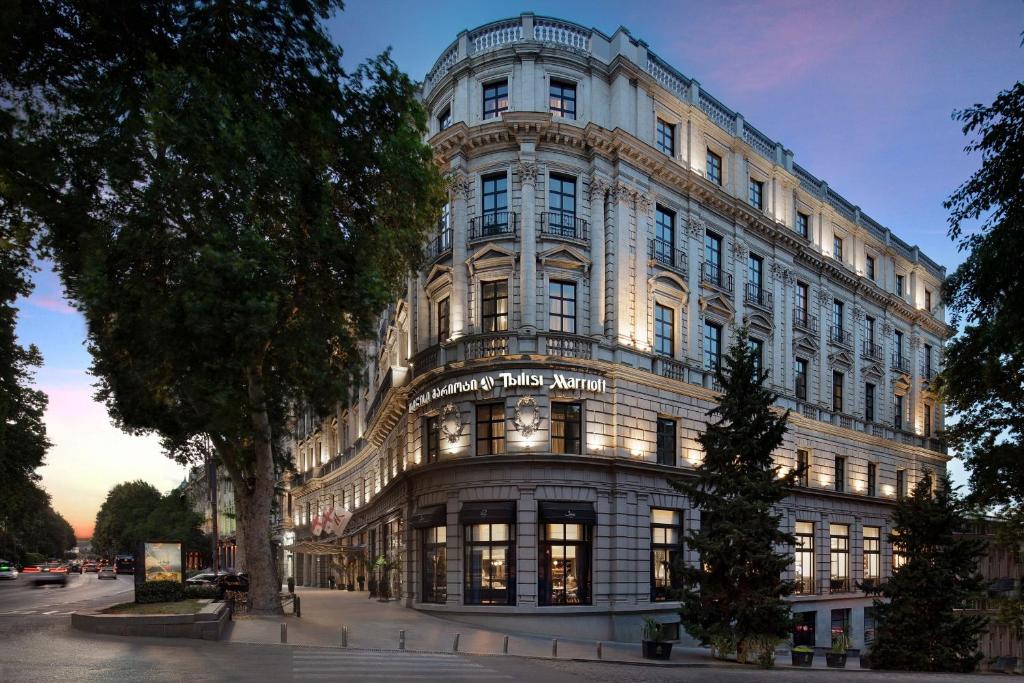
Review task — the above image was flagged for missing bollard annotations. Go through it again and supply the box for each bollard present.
[552,639,558,658]
[294,595,301,618]
[597,641,603,660]
[399,629,406,650]
[452,633,460,653]
[340,626,348,648]
[280,623,287,644]
[503,635,509,654]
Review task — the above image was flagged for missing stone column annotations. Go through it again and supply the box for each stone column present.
[416,272,429,349]
[771,263,791,390]
[634,192,653,350]
[685,214,705,365]
[817,286,832,408]
[731,237,747,329]
[516,159,539,331]
[612,182,634,344]
[588,176,609,337]
[449,171,472,337]
[853,304,865,417]
[910,331,921,433]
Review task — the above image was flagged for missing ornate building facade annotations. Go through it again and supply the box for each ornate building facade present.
[281,14,949,647]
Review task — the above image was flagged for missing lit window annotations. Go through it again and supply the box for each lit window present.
[481,280,508,333]
[540,521,591,606]
[548,281,576,334]
[656,119,675,156]
[651,509,682,601]
[421,525,447,603]
[475,403,506,455]
[654,303,674,357]
[829,524,850,592]
[749,178,763,209]
[551,402,582,455]
[482,80,509,120]
[864,526,880,584]
[464,522,514,605]
[794,521,815,594]
[549,80,576,119]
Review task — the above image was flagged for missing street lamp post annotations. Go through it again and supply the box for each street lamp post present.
[207,437,219,573]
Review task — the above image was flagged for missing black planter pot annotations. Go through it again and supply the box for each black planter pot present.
[825,652,847,668]
[346,583,354,592]
[791,651,814,667]
[642,641,673,660]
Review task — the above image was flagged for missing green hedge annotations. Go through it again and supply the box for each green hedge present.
[135,580,184,604]
[184,584,220,600]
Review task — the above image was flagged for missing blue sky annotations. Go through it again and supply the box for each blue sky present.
[16,0,1023,536]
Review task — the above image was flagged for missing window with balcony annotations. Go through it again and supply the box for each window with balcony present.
[865,254,875,281]
[833,235,844,262]
[832,371,844,413]
[835,455,846,493]
[437,297,450,344]
[796,281,809,326]
[866,382,875,422]
[549,79,576,119]
[749,337,764,378]
[481,280,508,333]
[704,322,722,371]
[864,526,881,585]
[894,393,904,431]
[867,462,877,497]
[482,80,508,120]
[795,358,808,400]
[547,174,576,237]
[706,149,722,185]
[656,418,676,466]
[480,173,508,235]
[656,118,675,156]
[794,521,815,594]
[924,402,932,437]
[651,509,682,601]
[551,402,582,455]
[654,206,675,265]
[830,523,850,592]
[796,448,810,487]
[924,343,933,379]
[548,280,576,334]
[749,178,764,210]
[654,303,674,357]
[437,105,452,131]
[475,403,506,455]
[831,299,845,343]
[704,231,723,285]
[896,273,905,298]
[797,212,809,239]
[747,254,765,306]
[424,415,440,464]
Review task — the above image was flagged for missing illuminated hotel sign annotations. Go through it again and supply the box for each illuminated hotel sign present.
[408,371,607,413]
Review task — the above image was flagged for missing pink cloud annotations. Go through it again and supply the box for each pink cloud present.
[26,294,77,315]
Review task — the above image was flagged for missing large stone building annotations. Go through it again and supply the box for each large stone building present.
[281,14,948,647]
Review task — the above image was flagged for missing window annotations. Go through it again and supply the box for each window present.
[551,402,582,455]
[548,174,576,234]
[540,522,591,605]
[438,105,452,131]
[424,415,440,464]
[832,299,845,342]
[896,469,906,500]
[867,462,877,497]
[864,526,881,584]
[833,235,844,261]
[865,382,875,422]
[829,523,850,592]
[894,330,904,359]
[896,273,905,297]
[832,371,844,413]
[654,303,674,357]
[796,212,809,239]
[892,529,907,570]
[894,394,904,431]
[864,607,877,646]
[480,173,508,235]
[796,281,809,323]
[925,289,933,311]
[865,254,875,281]
[656,118,675,156]
[749,178,764,209]
[437,297,450,344]
[706,149,722,185]
[749,337,764,378]
[482,80,508,120]
[796,449,810,487]
[422,526,447,603]
[747,254,764,304]
[704,322,722,371]
[831,608,851,641]
[656,418,676,466]
[549,79,576,119]
[924,403,932,437]
[475,403,506,455]
[480,280,508,333]
[794,611,816,648]
[464,522,514,605]
[654,206,675,264]
[704,231,723,285]
[548,281,576,334]
[795,358,808,400]
[835,456,846,493]
[924,343,933,378]
[794,521,815,594]
[651,509,682,601]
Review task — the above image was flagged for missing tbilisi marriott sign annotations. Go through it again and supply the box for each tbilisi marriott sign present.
[408,370,608,413]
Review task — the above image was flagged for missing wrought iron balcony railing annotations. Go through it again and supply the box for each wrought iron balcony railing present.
[793,308,818,333]
[468,211,517,240]
[829,325,852,347]
[424,229,452,261]
[700,262,733,293]
[892,354,910,373]
[744,283,773,310]
[648,239,688,277]
[539,212,588,242]
[862,340,883,361]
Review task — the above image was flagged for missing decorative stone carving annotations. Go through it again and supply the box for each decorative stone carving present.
[512,396,543,437]
[853,305,866,322]
[910,334,922,349]
[514,161,538,185]
[633,192,653,214]
[446,172,472,199]
[588,177,610,201]
[816,287,833,307]
[882,321,894,336]
[440,403,464,444]
[686,214,706,238]
[730,239,747,259]
[611,181,633,205]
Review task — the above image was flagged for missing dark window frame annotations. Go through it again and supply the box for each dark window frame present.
[551,402,582,455]
[795,358,808,400]
[539,521,591,606]
[656,118,675,156]
[867,462,877,497]
[424,415,440,464]
[865,382,875,422]
[796,212,809,238]
[482,80,509,120]
[437,297,450,344]
[794,521,815,594]
[654,302,674,357]
[864,526,880,583]
[421,525,447,604]
[832,371,844,413]
[464,522,515,605]
[654,206,675,263]
[835,456,846,493]
[704,321,722,372]
[749,177,764,209]
[437,105,452,131]
[475,403,506,455]
[796,449,810,487]
[706,149,722,185]
[480,280,509,333]
[656,418,677,466]
[548,280,577,334]
[651,508,683,601]
[549,79,576,119]
[829,523,850,593]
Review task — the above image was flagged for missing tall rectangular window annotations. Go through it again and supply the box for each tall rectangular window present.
[865,254,875,281]
[835,456,846,493]
[796,212,809,239]
[548,174,576,231]
[749,178,764,209]
[422,526,447,603]
[481,280,509,332]
[749,337,764,378]
[651,509,682,601]
[894,394,904,430]
[748,254,764,305]
[896,468,906,500]
[475,403,506,455]
[925,289,933,311]
[540,522,591,605]
[829,523,850,592]
[796,449,809,487]
[437,297,450,344]
[549,80,576,119]
[551,402,582,455]
[894,330,904,359]
[924,403,932,437]
[863,526,881,584]
[867,462,877,497]
[424,415,440,464]
[704,322,722,371]
[548,281,576,334]
[796,282,809,323]
[795,358,808,400]
[704,231,723,287]
[656,118,675,156]
[437,105,452,131]
[892,531,907,570]
[896,274,905,297]
[832,299,844,337]
[654,206,675,264]
[794,521,815,594]
[924,343,933,377]
[464,522,514,605]
[706,149,722,185]
[654,303,674,357]
[480,173,508,234]
[656,418,676,466]
[482,80,509,120]
[832,371,844,413]
[833,235,844,261]
[865,382,875,422]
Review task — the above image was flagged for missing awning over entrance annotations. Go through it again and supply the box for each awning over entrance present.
[458,501,516,524]
[538,501,597,524]
[282,541,367,555]
[410,504,446,529]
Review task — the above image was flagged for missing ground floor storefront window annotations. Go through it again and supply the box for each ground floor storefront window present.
[793,610,816,648]
[538,502,595,606]
[651,508,682,601]
[464,522,514,605]
[421,526,447,604]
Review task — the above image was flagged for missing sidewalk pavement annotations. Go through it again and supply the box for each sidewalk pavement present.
[226,587,866,670]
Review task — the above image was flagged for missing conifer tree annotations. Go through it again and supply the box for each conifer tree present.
[671,327,796,665]
[870,472,988,672]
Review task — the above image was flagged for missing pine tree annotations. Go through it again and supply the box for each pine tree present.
[870,472,988,672]
[671,327,796,665]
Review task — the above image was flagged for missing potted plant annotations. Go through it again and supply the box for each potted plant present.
[826,632,849,668]
[791,645,814,667]
[287,576,295,594]
[640,616,673,660]
[356,575,365,591]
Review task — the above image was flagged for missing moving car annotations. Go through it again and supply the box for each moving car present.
[97,566,116,580]
[82,561,98,573]
[23,563,68,587]
[0,560,17,580]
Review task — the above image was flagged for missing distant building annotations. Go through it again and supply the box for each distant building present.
[183,463,238,570]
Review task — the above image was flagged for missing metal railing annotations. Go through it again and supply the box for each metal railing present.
[892,354,910,373]
[862,340,883,361]
[424,229,452,261]
[829,326,852,347]
[793,308,818,333]
[543,333,592,360]
[468,211,517,240]
[539,212,588,241]
[412,345,442,377]
[648,239,687,277]
[700,262,733,292]
[744,283,773,309]
[922,365,937,381]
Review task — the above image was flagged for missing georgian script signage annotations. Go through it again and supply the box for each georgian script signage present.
[409,371,607,413]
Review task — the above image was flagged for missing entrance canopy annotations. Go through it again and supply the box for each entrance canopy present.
[538,501,596,524]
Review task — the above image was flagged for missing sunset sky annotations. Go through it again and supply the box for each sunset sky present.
[16,0,1023,539]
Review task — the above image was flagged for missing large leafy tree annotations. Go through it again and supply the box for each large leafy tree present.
[1,1,444,613]
[92,481,163,558]
[671,328,796,665]
[870,473,987,672]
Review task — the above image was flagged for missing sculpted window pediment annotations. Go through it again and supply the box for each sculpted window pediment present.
[861,362,884,381]
[892,375,912,393]
[467,244,516,274]
[425,264,453,292]
[538,244,591,272]
[794,333,819,358]
[744,311,773,337]
[649,272,689,303]
[829,349,854,370]
[699,292,734,321]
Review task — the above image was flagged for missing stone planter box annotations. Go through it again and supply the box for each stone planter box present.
[71,600,230,640]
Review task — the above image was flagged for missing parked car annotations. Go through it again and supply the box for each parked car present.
[185,571,230,586]
[97,566,117,580]
[0,560,18,580]
[23,563,67,587]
